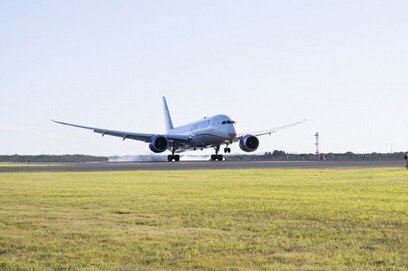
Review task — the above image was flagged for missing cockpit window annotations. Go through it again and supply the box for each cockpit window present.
[222,120,236,125]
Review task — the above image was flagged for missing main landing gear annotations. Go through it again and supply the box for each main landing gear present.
[167,155,180,162]
[168,142,180,162]
[211,145,223,161]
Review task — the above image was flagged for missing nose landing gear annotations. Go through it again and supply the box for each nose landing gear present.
[224,142,231,153]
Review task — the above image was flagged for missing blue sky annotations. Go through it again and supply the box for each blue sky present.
[1,1,407,155]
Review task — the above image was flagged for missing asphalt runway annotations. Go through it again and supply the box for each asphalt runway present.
[0,160,405,172]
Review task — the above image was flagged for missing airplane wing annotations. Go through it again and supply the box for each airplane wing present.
[235,119,306,140]
[52,120,190,142]
[252,119,307,137]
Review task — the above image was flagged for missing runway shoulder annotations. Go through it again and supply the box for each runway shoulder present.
[0,160,405,172]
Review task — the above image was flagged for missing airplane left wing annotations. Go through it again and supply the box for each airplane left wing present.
[234,119,306,141]
[52,120,190,142]
[252,119,307,137]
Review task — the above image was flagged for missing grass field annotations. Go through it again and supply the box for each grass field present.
[0,168,407,270]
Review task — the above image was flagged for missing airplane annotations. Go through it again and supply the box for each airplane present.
[53,97,306,162]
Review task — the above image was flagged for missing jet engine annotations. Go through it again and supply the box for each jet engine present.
[239,134,259,152]
[149,135,169,153]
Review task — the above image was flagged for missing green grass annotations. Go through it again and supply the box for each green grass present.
[0,168,407,270]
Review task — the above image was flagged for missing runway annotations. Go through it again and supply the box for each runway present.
[0,160,405,172]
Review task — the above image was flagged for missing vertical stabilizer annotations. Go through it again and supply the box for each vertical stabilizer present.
[162,97,174,132]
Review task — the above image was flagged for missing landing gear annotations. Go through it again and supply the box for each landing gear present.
[224,142,231,153]
[168,142,180,162]
[167,155,180,162]
[211,145,223,161]
[211,154,223,161]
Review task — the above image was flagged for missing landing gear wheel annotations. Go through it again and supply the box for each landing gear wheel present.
[168,155,181,162]
[211,154,223,161]
[211,145,223,161]
[168,142,181,162]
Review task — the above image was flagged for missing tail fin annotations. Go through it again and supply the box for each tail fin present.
[162,97,174,132]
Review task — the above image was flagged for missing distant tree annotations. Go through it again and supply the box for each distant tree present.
[272,150,286,156]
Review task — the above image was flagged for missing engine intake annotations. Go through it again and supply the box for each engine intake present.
[149,135,168,153]
[239,134,259,152]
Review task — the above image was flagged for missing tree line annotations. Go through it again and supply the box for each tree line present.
[1,151,406,163]
[227,150,407,161]
[0,155,108,163]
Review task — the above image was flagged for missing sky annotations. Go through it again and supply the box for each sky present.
[1,1,407,156]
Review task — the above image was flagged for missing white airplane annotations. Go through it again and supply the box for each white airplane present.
[53,97,305,161]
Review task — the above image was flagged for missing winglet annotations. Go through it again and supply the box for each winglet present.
[51,119,63,124]
[162,97,174,132]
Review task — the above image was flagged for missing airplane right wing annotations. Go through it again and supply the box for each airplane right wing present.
[52,120,190,142]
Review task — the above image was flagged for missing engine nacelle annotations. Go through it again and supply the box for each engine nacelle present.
[239,134,259,152]
[149,135,169,153]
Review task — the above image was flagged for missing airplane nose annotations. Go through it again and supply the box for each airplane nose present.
[228,125,237,138]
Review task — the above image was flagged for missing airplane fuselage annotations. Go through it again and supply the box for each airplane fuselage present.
[166,114,237,152]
